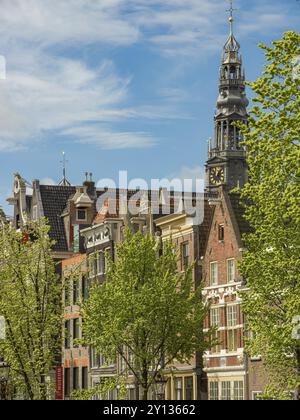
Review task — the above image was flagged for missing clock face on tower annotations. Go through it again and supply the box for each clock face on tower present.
[210,166,225,186]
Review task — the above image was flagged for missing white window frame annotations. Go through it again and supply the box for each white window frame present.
[227,305,237,327]
[210,308,220,327]
[227,258,235,283]
[209,381,219,400]
[233,381,244,400]
[252,391,263,400]
[221,381,231,400]
[174,377,183,400]
[210,262,218,286]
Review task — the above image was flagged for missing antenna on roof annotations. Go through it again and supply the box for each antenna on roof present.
[58,152,71,186]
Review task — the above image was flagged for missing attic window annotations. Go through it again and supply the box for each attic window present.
[77,208,87,221]
[218,224,225,241]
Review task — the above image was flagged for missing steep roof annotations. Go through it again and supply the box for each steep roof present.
[228,192,252,237]
[39,185,76,252]
[198,200,215,257]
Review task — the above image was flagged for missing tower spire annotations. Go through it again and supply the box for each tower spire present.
[205,1,249,191]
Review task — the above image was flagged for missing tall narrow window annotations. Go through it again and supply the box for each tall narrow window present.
[65,320,70,349]
[64,368,70,398]
[82,275,89,301]
[181,243,190,270]
[210,308,221,353]
[227,330,238,352]
[209,382,219,400]
[210,262,218,286]
[73,279,79,305]
[65,281,70,307]
[98,252,106,275]
[227,306,237,327]
[227,305,238,352]
[227,259,235,283]
[185,377,193,400]
[210,308,220,327]
[73,318,80,347]
[82,367,88,390]
[73,367,79,391]
[221,381,231,400]
[218,224,225,241]
[89,253,97,278]
[234,381,244,400]
[91,347,99,369]
[174,378,183,400]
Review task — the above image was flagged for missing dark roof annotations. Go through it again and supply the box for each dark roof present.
[198,200,215,256]
[39,185,76,252]
[228,192,252,236]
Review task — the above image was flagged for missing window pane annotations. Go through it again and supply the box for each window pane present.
[211,330,221,353]
[209,382,219,400]
[210,262,218,286]
[65,321,70,349]
[182,243,189,270]
[73,319,80,345]
[65,281,70,306]
[175,378,183,400]
[82,367,88,390]
[210,308,220,327]
[185,377,193,400]
[221,381,231,400]
[227,306,237,327]
[234,381,244,400]
[77,209,86,220]
[227,259,235,283]
[64,368,70,398]
[227,329,238,352]
[73,279,79,305]
[218,225,224,241]
[82,275,89,301]
[73,367,79,391]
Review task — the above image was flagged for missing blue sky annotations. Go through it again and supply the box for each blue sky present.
[0,0,299,214]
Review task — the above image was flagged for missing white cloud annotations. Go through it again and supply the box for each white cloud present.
[0,0,140,48]
[40,178,57,186]
[0,0,298,152]
[64,125,156,149]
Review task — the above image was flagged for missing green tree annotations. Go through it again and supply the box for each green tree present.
[0,220,62,400]
[237,31,300,400]
[83,230,211,400]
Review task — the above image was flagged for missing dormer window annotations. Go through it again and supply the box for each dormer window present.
[77,208,87,222]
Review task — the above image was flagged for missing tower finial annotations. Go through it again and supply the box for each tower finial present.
[58,151,71,186]
[227,0,237,34]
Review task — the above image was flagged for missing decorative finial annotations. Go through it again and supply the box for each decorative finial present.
[58,152,71,186]
[227,0,237,34]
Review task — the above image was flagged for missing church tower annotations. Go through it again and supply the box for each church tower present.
[206,5,249,191]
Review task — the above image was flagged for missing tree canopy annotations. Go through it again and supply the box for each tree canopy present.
[238,31,300,400]
[0,220,62,400]
[83,229,211,400]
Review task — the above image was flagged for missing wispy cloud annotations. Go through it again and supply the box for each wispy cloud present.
[64,125,156,149]
[0,0,298,152]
